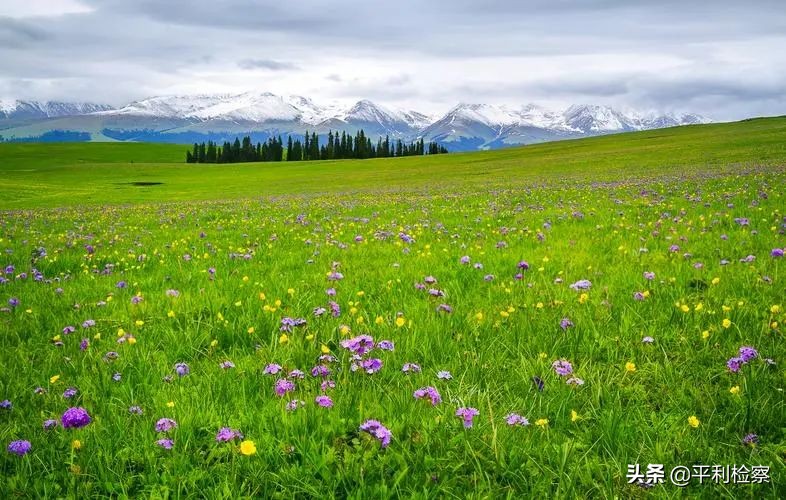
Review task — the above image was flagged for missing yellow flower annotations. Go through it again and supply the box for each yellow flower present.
[274,299,282,307]
[625,362,637,373]
[535,418,549,428]
[279,334,289,344]
[287,288,295,296]
[680,304,690,313]
[339,325,350,335]
[93,333,101,340]
[722,318,731,329]
[117,328,125,337]
[772,305,782,314]
[258,292,266,301]
[71,440,82,450]
[321,344,331,354]
[688,416,700,428]
[579,293,589,304]
[127,337,137,345]
[474,312,484,321]
[166,401,175,408]
[538,352,547,360]
[210,339,218,347]
[240,440,257,456]
[729,386,740,395]
[135,320,144,327]
[701,330,710,340]
[711,277,720,285]
[50,375,60,384]
[395,317,406,327]
[247,326,255,334]
[571,410,580,422]
[375,316,384,325]
[167,310,176,318]
[242,275,249,282]
[234,301,242,307]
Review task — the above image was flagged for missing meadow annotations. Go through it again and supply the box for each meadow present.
[1,118,786,498]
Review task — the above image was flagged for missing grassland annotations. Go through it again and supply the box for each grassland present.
[1,116,785,209]
[1,118,786,498]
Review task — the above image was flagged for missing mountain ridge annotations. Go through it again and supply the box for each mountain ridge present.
[0,93,710,150]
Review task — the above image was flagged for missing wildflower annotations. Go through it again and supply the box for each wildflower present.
[569,279,592,291]
[263,363,283,375]
[155,418,177,433]
[505,413,529,426]
[437,370,452,380]
[688,416,700,428]
[413,387,442,406]
[7,440,31,456]
[742,433,759,447]
[739,346,758,362]
[274,379,296,397]
[220,360,235,369]
[43,419,58,430]
[71,440,81,450]
[50,374,61,384]
[455,407,479,428]
[571,410,581,422]
[566,377,584,386]
[377,340,394,351]
[129,406,143,415]
[727,357,744,373]
[402,363,421,374]
[0,399,11,410]
[311,365,331,378]
[359,420,392,448]
[240,440,257,455]
[535,418,549,428]
[642,336,655,344]
[559,317,573,330]
[61,407,92,429]
[395,317,406,327]
[722,318,732,328]
[315,395,333,408]
[552,359,573,377]
[625,362,637,373]
[166,401,175,408]
[63,387,78,399]
[286,399,305,412]
[156,438,174,450]
[288,369,304,379]
[172,363,189,377]
[729,386,740,395]
[340,335,374,356]
[215,427,243,442]
[643,271,655,280]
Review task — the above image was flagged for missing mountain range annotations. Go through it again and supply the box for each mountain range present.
[0,92,709,150]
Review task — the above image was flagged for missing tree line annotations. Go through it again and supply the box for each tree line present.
[185,129,448,164]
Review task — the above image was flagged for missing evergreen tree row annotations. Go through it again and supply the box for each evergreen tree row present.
[186,129,448,164]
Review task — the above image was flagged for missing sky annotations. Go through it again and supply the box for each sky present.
[1,0,785,120]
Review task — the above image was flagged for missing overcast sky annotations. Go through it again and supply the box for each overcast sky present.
[1,0,785,120]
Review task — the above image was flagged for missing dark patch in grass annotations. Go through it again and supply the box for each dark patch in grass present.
[129,181,163,186]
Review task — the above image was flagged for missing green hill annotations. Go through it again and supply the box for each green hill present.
[1,117,784,209]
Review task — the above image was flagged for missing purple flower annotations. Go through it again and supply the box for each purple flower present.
[43,419,58,430]
[340,335,375,356]
[456,407,479,428]
[552,359,573,377]
[437,370,452,380]
[327,272,344,281]
[129,406,143,415]
[280,317,306,332]
[62,326,76,335]
[263,364,282,375]
[288,369,305,379]
[81,319,95,329]
[130,295,143,305]
[642,336,655,344]
[215,427,243,442]
[437,303,453,313]
[0,399,11,410]
[61,407,92,429]
[633,292,646,301]
[274,379,296,397]
[286,399,305,412]
[354,358,383,374]
[220,360,235,369]
[174,363,190,377]
[566,377,585,386]
[460,256,470,265]
[63,387,78,399]
[402,363,421,374]
[7,440,31,456]
[79,338,89,351]
[726,357,744,373]
[155,418,177,433]
[359,420,392,448]
[569,280,592,291]
[414,387,442,406]
[112,372,122,382]
[311,365,331,378]
[739,346,758,363]
[643,271,655,280]
[116,281,127,289]
[483,274,495,282]
[156,438,174,450]
[166,289,180,297]
[559,317,573,330]
[772,248,784,258]
[517,261,530,270]
[8,297,20,307]
[326,288,336,296]
[315,395,333,408]
[742,433,759,446]
[320,380,336,392]
[505,413,530,426]
[377,340,394,351]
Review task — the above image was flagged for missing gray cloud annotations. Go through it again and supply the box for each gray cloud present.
[1,1,785,120]
[238,59,299,71]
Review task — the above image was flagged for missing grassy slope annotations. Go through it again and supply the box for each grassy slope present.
[1,117,785,209]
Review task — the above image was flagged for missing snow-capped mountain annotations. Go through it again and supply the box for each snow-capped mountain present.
[0,100,114,120]
[0,92,710,149]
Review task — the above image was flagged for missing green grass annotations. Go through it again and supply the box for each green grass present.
[1,119,786,498]
[1,116,785,209]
